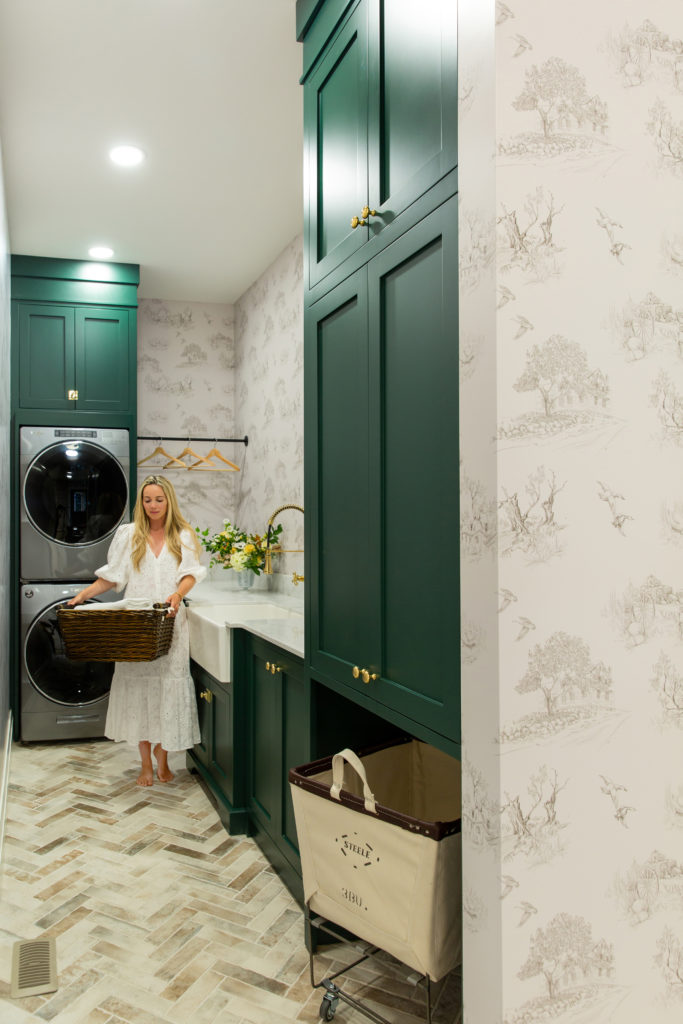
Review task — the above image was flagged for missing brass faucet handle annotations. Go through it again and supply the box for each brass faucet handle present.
[291,572,304,585]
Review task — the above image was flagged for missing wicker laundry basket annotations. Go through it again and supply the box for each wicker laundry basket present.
[289,737,462,983]
[56,604,175,662]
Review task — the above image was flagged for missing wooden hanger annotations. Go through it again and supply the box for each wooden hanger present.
[137,440,187,468]
[165,440,213,469]
[188,443,240,472]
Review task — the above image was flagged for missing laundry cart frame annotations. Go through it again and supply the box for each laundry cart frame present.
[289,737,462,1024]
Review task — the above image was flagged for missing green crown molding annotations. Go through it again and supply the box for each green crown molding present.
[11,254,139,285]
[11,255,139,307]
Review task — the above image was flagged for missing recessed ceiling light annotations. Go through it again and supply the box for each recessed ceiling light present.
[89,246,114,259]
[109,145,145,167]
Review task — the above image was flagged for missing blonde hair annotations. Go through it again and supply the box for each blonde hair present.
[131,475,201,571]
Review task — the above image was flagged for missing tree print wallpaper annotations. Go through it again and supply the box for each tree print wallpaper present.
[459,1,683,1021]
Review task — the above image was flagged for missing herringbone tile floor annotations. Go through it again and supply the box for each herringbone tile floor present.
[0,741,462,1024]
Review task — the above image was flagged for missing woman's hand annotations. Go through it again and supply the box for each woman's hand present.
[67,590,88,607]
[166,591,183,616]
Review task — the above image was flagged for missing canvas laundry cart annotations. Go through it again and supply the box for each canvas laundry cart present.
[289,737,461,1023]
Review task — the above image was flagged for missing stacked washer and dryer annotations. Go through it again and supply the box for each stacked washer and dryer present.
[19,426,131,741]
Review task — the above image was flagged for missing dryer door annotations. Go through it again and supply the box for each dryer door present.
[24,599,114,706]
[22,438,128,579]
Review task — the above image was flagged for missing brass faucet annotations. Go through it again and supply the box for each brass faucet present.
[263,504,304,574]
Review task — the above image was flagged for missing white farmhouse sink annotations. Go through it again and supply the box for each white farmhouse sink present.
[187,602,303,683]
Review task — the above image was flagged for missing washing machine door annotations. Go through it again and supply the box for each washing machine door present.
[25,600,114,706]
[24,439,127,546]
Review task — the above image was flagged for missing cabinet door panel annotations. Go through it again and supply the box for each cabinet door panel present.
[368,197,460,739]
[17,304,75,409]
[369,0,457,226]
[305,2,369,288]
[306,271,378,685]
[210,683,234,805]
[282,667,307,863]
[75,307,130,412]
[191,663,211,771]
[249,655,281,829]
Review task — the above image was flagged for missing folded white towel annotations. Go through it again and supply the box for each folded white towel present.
[67,598,156,611]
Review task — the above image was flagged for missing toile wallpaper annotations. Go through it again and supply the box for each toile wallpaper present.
[136,297,239,539]
[459,1,683,1021]
[234,235,304,583]
[136,236,304,591]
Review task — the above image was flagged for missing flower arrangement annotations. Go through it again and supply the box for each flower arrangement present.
[196,520,283,576]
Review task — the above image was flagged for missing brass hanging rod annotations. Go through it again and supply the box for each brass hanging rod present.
[137,435,248,445]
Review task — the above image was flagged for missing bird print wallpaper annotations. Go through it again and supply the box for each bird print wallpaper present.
[459,1,683,1021]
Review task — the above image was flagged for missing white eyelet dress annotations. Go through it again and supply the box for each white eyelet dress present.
[95,523,207,751]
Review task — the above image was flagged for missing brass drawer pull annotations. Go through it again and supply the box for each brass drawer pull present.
[200,689,212,703]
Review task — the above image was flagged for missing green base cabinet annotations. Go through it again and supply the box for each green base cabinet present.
[240,633,309,902]
[187,660,249,835]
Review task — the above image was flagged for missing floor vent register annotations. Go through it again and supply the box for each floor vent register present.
[10,938,58,998]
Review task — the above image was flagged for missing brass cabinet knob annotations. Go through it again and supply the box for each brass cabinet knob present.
[350,205,377,229]
[352,665,378,683]
[266,661,271,671]
[200,689,212,703]
[68,389,79,400]
[271,663,281,675]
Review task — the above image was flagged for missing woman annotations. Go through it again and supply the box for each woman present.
[68,475,206,786]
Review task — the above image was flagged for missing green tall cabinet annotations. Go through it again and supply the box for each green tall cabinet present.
[299,0,460,756]
[9,255,139,735]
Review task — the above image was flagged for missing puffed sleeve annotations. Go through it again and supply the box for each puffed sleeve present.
[95,523,133,591]
[176,529,207,586]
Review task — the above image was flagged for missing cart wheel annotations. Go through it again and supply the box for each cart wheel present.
[319,997,336,1021]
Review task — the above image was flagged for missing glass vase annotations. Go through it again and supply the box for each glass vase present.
[236,571,255,590]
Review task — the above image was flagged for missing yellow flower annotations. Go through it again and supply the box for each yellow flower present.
[244,543,255,554]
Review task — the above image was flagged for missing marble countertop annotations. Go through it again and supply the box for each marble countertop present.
[186,581,305,659]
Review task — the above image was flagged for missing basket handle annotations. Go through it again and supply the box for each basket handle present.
[330,749,377,814]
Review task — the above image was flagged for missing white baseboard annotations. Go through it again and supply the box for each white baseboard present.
[0,710,12,868]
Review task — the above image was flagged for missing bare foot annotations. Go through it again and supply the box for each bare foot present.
[136,766,154,786]
[153,743,175,783]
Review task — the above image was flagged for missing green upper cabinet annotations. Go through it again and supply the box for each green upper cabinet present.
[303,0,457,291]
[306,196,460,748]
[11,256,139,419]
[74,307,130,413]
[17,304,75,411]
[15,302,132,413]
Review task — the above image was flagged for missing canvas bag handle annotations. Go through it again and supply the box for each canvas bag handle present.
[330,748,377,814]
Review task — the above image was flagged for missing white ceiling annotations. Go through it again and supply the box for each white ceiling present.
[0,0,303,303]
